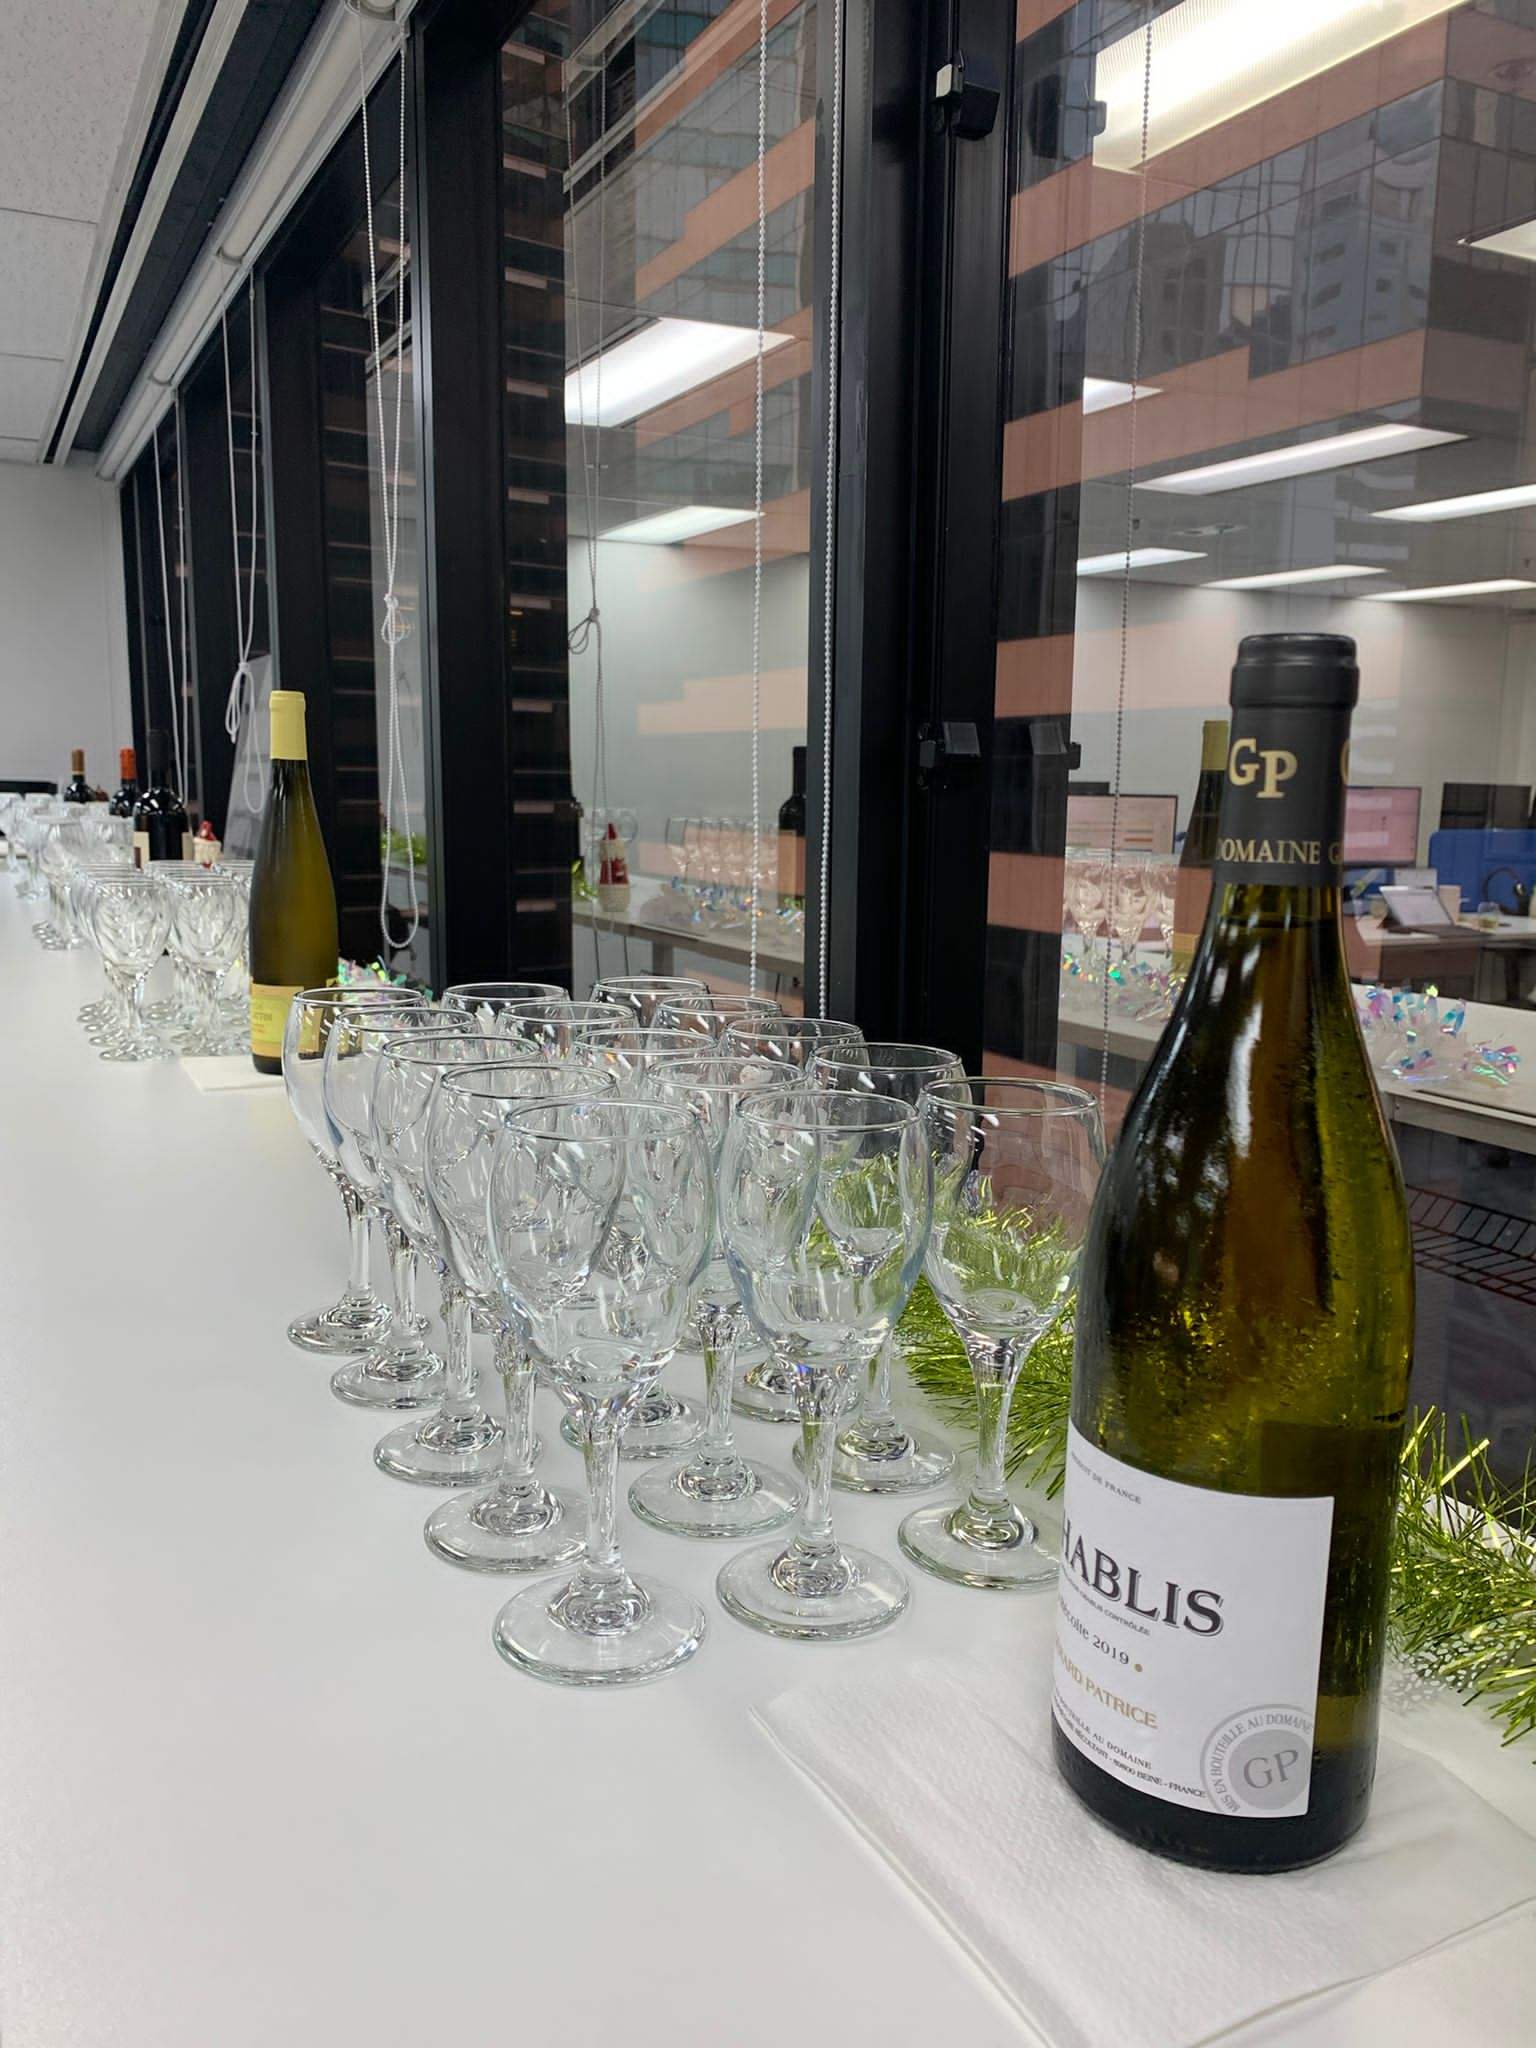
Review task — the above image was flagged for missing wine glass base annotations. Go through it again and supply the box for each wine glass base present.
[793,1426,956,1496]
[288,1299,393,1354]
[492,1574,706,1687]
[628,1455,801,1539]
[560,1394,699,1461]
[716,1540,910,1641]
[373,1412,505,1486]
[897,1500,1057,1590]
[330,1349,444,1410]
[732,1359,799,1424]
[425,1482,585,1573]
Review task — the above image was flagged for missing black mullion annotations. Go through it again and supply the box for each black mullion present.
[179,331,246,834]
[121,468,151,777]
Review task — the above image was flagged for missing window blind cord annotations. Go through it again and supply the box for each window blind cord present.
[357,21,418,957]
[1101,15,1154,1111]
[749,0,769,1000]
[220,278,265,814]
[149,418,186,811]
[816,0,843,1017]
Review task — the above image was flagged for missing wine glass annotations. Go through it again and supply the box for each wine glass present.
[798,1042,965,1492]
[421,1060,613,1570]
[87,874,173,1061]
[590,974,708,1024]
[898,1078,1104,1588]
[716,1090,933,1640]
[371,1036,556,1498]
[720,1017,865,1066]
[628,1055,802,1538]
[442,982,569,1033]
[321,1002,453,1411]
[501,997,626,1061]
[652,992,784,1039]
[485,1098,714,1686]
[159,870,245,1054]
[281,986,427,1355]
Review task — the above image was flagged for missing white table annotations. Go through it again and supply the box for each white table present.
[572,876,804,986]
[1,889,1532,2048]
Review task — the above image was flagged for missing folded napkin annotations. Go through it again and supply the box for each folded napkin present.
[753,1597,1536,2048]
[179,1056,284,1093]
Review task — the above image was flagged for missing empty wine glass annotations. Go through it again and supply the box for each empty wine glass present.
[486,1098,714,1686]
[321,1002,452,1411]
[422,1060,613,1570]
[88,874,173,1061]
[652,991,784,1039]
[442,982,569,1033]
[629,1055,802,1538]
[159,869,245,1053]
[590,973,708,1024]
[370,1034,541,1492]
[720,1017,865,1066]
[716,1090,933,1640]
[899,1078,1104,1588]
[281,986,426,1355]
[797,1042,965,1492]
[501,997,626,1060]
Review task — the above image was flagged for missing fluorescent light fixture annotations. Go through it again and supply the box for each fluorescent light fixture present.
[603,506,756,545]
[1093,1,1462,174]
[1375,482,1536,523]
[1082,376,1162,414]
[1365,580,1536,603]
[1467,219,1536,262]
[1135,424,1463,496]
[1206,564,1388,590]
[1076,548,1205,576]
[565,318,790,428]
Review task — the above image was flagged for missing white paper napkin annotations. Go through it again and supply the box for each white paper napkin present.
[179,1056,284,1093]
[753,1597,1536,2048]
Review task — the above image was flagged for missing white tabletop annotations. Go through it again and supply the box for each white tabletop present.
[1,889,1532,2048]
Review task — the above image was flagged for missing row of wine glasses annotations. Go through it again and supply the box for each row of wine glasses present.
[1063,853,1177,975]
[275,968,1105,1686]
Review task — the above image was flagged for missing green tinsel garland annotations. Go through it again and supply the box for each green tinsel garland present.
[899,1278,1536,1749]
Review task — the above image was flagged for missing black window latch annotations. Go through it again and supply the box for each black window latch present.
[932,51,1001,141]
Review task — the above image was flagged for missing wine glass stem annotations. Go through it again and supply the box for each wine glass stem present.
[787,1370,842,1572]
[965,1336,1034,1541]
[579,1411,625,1590]
[857,1334,898,1433]
[127,969,150,1041]
[335,1176,375,1307]
[438,1281,477,1420]
[384,1217,416,1332]
[492,1326,539,1492]
[695,1304,741,1467]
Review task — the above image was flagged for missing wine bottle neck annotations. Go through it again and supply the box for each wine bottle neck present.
[1211,702,1349,895]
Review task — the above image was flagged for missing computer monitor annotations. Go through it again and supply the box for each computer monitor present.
[1065,793,1177,855]
[1439,783,1530,832]
[1343,786,1420,867]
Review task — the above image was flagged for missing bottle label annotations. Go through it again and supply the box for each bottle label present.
[250,983,302,1062]
[1212,707,1349,888]
[132,831,148,869]
[1052,1425,1333,1819]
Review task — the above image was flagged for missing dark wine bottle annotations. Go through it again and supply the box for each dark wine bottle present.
[132,731,191,864]
[62,749,93,804]
[1170,718,1227,969]
[777,743,807,906]
[248,690,339,1074]
[109,749,139,818]
[1053,633,1413,1874]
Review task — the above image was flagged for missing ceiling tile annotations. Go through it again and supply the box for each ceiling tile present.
[0,214,95,359]
[0,436,38,463]
[0,354,65,440]
[0,1,165,222]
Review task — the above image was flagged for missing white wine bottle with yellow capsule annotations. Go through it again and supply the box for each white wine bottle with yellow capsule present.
[248,691,339,1074]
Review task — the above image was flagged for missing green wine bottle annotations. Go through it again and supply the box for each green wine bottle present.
[248,690,339,1074]
[1053,632,1413,1873]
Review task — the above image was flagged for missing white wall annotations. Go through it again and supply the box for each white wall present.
[0,459,131,788]
[1070,581,1536,865]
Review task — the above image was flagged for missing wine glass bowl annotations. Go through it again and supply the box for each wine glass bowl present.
[898,1077,1105,1590]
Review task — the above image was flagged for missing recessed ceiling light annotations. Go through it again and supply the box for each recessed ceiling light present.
[1466,219,1536,262]
[1205,565,1388,590]
[1135,424,1463,495]
[1365,580,1536,603]
[1093,1,1463,173]
[1076,547,1206,576]
[1374,481,1536,523]
[603,505,757,545]
[1082,377,1162,414]
[565,318,791,428]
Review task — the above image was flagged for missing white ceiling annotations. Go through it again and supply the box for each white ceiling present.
[0,0,181,462]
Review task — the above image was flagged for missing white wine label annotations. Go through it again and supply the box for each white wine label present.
[250,983,302,1062]
[1052,1424,1333,1819]
[132,830,149,869]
